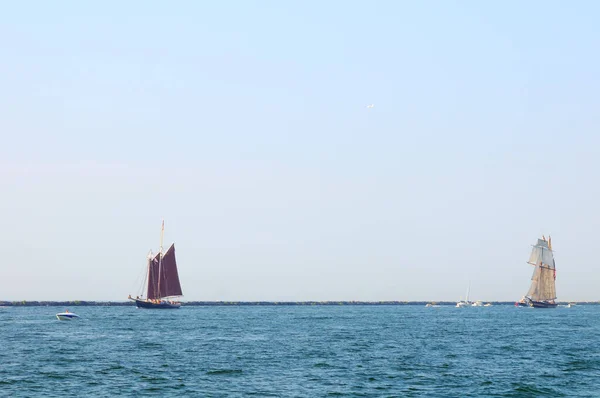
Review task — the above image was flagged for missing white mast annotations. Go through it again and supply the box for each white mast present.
[157,219,164,300]
[466,282,471,303]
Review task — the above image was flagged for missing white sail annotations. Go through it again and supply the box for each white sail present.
[528,239,554,267]
[526,266,541,298]
[528,246,542,266]
[542,248,554,268]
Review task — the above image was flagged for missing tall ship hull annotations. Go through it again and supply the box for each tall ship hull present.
[529,300,558,309]
[134,299,181,309]
[129,220,184,310]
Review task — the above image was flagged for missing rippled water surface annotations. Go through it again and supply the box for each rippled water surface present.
[1,305,599,397]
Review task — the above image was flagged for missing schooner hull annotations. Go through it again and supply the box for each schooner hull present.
[529,300,557,309]
[134,299,181,309]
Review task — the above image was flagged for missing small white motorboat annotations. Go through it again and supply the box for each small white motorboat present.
[56,310,80,321]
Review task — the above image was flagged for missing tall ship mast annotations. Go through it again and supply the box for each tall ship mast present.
[523,236,557,308]
[128,220,183,309]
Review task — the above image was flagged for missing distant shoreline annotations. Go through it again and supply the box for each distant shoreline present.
[0,300,595,307]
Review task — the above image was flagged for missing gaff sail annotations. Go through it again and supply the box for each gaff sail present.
[147,243,183,300]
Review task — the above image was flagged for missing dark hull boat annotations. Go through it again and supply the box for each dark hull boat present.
[521,236,558,309]
[134,299,181,309]
[129,220,184,309]
[529,301,557,309]
[529,300,557,309]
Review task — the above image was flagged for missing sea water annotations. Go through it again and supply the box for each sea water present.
[1,305,599,397]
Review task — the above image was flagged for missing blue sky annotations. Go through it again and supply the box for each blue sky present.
[2,1,599,301]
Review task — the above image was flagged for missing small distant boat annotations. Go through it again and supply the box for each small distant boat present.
[515,296,530,307]
[558,303,575,308]
[456,283,472,307]
[128,220,183,309]
[56,310,79,321]
[484,303,492,307]
[425,302,440,308]
[523,236,558,309]
[472,300,484,307]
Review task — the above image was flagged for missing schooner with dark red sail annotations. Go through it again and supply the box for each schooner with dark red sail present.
[129,220,183,309]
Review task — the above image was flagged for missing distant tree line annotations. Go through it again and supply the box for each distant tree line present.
[0,300,595,306]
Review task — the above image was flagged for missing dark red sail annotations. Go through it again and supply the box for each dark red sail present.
[146,244,183,299]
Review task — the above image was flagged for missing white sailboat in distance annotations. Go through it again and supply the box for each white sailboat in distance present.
[456,283,471,307]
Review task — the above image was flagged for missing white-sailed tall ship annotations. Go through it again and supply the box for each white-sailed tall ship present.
[523,236,557,309]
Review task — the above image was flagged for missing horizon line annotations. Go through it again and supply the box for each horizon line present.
[1,300,595,306]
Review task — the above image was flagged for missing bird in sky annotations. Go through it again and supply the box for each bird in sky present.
[366,104,375,109]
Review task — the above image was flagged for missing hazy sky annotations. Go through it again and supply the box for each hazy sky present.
[2,1,599,301]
